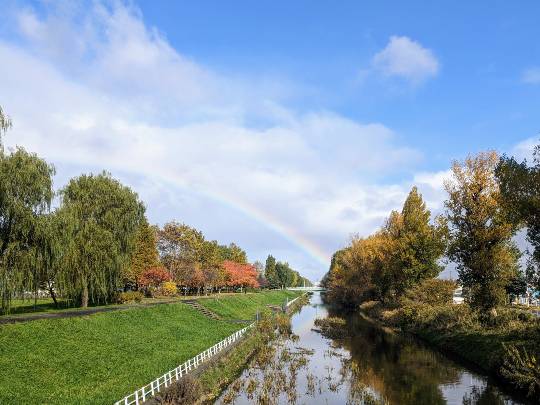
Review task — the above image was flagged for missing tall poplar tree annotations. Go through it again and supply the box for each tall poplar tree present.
[497,144,540,290]
[445,151,519,310]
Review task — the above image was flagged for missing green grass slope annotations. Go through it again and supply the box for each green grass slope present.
[0,303,240,404]
[199,290,301,320]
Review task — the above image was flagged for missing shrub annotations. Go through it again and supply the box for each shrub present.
[398,302,478,332]
[314,317,349,338]
[380,308,401,326]
[116,291,144,304]
[276,313,292,336]
[500,344,540,398]
[359,300,380,311]
[402,279,456,306]
[161,281,177,296]
[155,374,201,405]
[479,307,536,328]
[140,267,172,289]
[358,300,383,319]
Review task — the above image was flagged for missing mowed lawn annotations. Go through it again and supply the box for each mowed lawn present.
[7,298,67,315]
[199,290,301,319]
[0,303,241,404]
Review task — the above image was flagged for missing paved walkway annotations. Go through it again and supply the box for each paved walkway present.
[0,299,182,325]
[0,295,255,325]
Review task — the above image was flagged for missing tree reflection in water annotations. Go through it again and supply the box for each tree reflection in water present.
[217,293,523,405]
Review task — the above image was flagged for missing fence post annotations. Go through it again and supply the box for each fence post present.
[115,321,257,405]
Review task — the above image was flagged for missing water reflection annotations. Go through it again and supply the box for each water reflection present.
[217,292,524,405]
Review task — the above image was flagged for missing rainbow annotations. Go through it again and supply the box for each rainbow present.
[158,171,331,272]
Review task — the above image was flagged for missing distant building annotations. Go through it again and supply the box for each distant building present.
[453,286,464,304]
[511,288,540,307]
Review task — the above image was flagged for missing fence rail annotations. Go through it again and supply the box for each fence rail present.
[114,323,254,405]
[286,295,301,308]
[114,293,306,405]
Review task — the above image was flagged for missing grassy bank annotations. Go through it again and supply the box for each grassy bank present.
[198,290,301,319]
[157,293,309,404]
[359,300,540,400]
[0,290,299,404]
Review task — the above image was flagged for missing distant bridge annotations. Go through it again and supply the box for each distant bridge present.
[287,286,325,291]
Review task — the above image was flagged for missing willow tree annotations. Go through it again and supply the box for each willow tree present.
[33,210,68,307]
[58,172,145,307]
[445,151,519,310]
[0,148,54,312]
[0,105,12,150]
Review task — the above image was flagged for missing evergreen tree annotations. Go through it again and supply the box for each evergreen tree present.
[391,187,447,296]
[264,255,278,288]
[125,219,160,289]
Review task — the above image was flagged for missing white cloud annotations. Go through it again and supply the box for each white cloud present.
[1,2,432,281]
[511,136,539,162]
[413,170,452,212]
[372,36,440,84]
[522,67,540,84]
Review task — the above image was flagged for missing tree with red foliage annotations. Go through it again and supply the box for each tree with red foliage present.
[223,261,259,291]
[140,267,172,289]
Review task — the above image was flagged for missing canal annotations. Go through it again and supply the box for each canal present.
[217,292,525,405]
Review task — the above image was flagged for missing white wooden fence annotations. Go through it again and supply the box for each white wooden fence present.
[114,323,254,405]
[285,295,301,308]
[114,293,304,405]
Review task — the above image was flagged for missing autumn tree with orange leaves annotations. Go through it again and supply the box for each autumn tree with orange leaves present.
[223,260,259,291]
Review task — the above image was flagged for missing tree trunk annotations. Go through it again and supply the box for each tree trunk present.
[81,279,89,308]
[48,281,58,308]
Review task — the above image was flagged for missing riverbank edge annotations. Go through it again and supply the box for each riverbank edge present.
[197,293,310,404]
[355,307,535,403]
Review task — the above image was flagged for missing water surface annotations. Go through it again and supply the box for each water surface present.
[217,292,524,405]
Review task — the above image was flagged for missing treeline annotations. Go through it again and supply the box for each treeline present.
[323,148,540,312]
[131,220,258,296]
[264,255,313,289]
[0,107,310,312]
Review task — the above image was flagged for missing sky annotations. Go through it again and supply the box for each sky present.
[1,1,539,282]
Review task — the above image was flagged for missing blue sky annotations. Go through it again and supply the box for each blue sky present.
[136,1,540,157]
[1,1,539,281]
